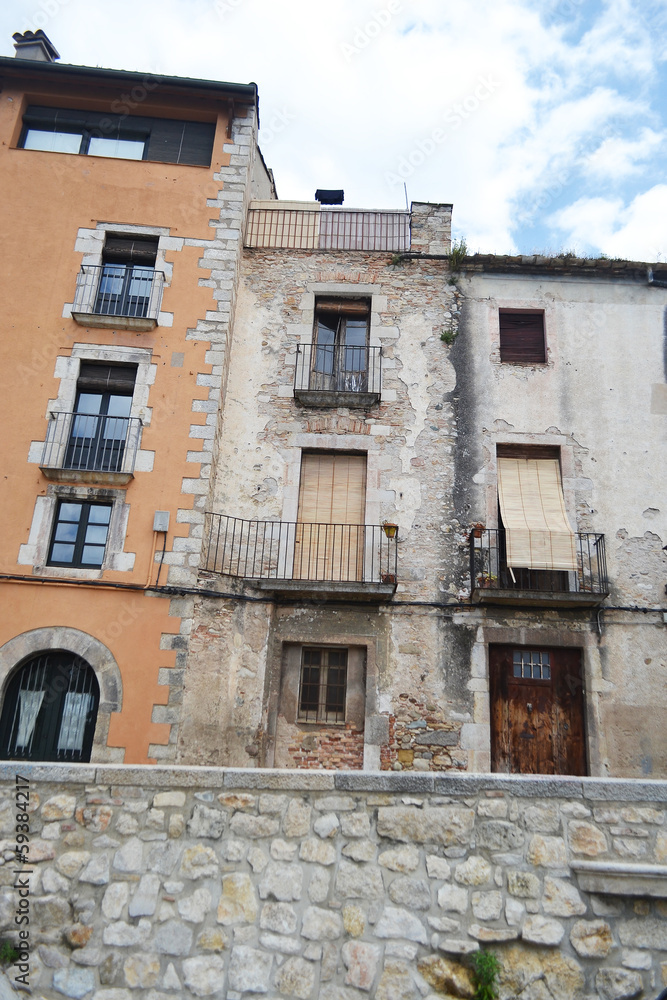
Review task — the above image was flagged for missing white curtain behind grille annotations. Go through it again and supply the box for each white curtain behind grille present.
[16,690,45,749]
[57,692,94,752]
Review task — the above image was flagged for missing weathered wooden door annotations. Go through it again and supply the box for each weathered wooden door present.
[490,645,586,775]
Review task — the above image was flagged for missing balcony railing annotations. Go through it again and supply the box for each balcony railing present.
[203,514,398,594]
[294,344,382,406]
[71,264,163,330]
[469,529,609,607]
[40,412,142,484]
[245,207,410,251]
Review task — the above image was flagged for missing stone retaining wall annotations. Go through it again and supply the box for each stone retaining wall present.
[1,765,666,999]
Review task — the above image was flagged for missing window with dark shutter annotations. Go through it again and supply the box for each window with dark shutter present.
[20,106,215,167]
[499,311,546,364]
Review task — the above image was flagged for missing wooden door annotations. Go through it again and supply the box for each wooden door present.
[295,453,366,581]
[490,645,586,775]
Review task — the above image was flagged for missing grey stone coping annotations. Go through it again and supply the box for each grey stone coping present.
[571,861,667,898]
[0,762,666,800]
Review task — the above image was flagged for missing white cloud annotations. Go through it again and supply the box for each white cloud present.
[0,0,665,256]
[549,185,667,260]
[582,128,664,179]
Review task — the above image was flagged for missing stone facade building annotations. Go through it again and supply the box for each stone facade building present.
[0,33,665,781]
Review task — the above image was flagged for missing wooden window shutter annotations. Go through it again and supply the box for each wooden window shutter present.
[499,312,546,363]
[497,457,576,570]
[298,453,366,524]
[315,298,370,318]
[103,235,158,264]
[77,362,137,393]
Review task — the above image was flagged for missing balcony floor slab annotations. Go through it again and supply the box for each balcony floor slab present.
[294,390,380,408]
[40,467,133,487]
[250,579,396,601]
[472,587,609,608]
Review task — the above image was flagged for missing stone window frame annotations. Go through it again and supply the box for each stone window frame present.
[279,643,366,731]
[63,222,176,329]
[28,343,157,476]
[285,282,394,403]
[0,626,124,763]
[18,483,133,579]
[265,632,387,771]
[489,297,556,370]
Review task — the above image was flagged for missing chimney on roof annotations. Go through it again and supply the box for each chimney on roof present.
[315,189,344,206]
[12,30,60,62]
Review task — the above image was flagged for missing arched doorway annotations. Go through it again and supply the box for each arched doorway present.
[0,651,100,762]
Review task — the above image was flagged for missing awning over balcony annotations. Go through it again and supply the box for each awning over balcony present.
[497,457,577,571]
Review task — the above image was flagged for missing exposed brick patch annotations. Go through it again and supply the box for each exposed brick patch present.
[287,725,364,769]
[381,694,466,771]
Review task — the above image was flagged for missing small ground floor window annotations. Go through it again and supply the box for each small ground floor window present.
[0,652,99,762]
[489,644,586,776]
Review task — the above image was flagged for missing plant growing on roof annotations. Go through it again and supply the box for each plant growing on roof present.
[448,237,468,272]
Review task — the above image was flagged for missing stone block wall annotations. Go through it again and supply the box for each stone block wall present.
[1,765,666,999]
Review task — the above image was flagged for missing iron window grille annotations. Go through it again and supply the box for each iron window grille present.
[48,501,112,568]
[298,648,348,724]
[513,650,551,680]
[0,652,99,762]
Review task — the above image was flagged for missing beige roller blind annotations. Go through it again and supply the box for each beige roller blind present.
[296,453,366,581]
[497,457,577,571]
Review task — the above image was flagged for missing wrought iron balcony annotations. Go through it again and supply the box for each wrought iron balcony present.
[202,514,398,598]
[71,264,164,331]
[40,412,142,485]
[469,529,609,607]
[245,206,410,251]
[294,344,382,407]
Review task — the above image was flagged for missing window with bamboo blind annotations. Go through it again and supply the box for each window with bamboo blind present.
[497,450,576,571]
[499,311,546,364]
[295,452,366,581]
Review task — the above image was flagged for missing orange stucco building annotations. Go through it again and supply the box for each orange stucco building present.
[0,31,274,763]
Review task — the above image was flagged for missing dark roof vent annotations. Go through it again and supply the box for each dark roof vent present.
[315,189,344,206]
[12,30,60,62]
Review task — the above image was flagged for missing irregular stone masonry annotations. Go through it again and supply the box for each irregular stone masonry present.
[1,765,666,998]
[382,694,465,772]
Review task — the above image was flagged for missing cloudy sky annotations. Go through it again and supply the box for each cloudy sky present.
[2,0,667,260]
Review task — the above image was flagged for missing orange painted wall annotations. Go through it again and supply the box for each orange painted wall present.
[0,66,244,762]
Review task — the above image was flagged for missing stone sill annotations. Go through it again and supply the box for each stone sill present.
[571,860,667,897]
[40,466,133,487]
[2,763,666,800]
[250,579,396,601]
[71,312,157,332]
[294,389,380,409]
[472,587,609,609]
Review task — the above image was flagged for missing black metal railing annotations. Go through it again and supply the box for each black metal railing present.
[41,412,142,475]
[294,344,382,396]
[72,264,163,320]
[469,529,608,596]
[245,208,410,251]
[203,514,398,585]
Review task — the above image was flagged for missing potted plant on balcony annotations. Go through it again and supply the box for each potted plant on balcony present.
[381,572,397,585]
[382,520,399,539]
[470,522,485,539]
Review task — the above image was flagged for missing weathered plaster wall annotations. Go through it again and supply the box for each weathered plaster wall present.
[2,765,667,1000]
[450,271,667,778]
[180,250,478,770]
